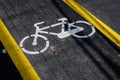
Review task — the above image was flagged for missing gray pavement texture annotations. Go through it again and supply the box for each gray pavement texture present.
[0,0,120,80]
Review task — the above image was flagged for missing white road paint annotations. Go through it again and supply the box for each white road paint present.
[20,17,96,54]
[20,35,49,54]
[68,21,96,38]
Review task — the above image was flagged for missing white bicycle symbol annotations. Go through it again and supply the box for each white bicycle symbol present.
[20,18,96,54]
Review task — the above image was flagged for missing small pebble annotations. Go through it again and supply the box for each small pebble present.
[2,49,7,53]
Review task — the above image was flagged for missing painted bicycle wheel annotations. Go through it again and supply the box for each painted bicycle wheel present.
[20,35,49,54]
[68,21,96,38]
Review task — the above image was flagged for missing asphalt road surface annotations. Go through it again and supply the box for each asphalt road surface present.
[0,0,120,80]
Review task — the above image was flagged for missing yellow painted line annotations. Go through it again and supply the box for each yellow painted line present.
[63,0,120,47]
[0,19,41,80]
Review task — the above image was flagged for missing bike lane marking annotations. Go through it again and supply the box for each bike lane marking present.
[63,0,120,47]
[0,19,41,80]
[19,17,96,54]
[20,34,50,54]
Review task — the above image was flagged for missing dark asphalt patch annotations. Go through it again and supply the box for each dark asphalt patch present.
[0,42,22,80]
